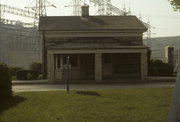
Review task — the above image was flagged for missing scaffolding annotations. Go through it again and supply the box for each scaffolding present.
[65,0,129,16]
[0,3,42,68]
[25,0,56,26]
[90,0,130,15]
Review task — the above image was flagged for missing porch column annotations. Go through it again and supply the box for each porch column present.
[60,54,63,80]
[47,53,55,82]
[95,53,102,82]
[141,50,148,80]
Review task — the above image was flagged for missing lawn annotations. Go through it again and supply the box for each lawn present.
[0,88,173,122]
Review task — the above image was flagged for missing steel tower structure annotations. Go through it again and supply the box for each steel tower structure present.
[66,0,129,16]
[26,0,56,26]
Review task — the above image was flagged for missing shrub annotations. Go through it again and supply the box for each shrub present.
[16,70,40,80]
[29,62,42,74]
[158,63,173,76]
[29,62,43,80]
[10,67,23,76]
[29,70,39,79]
[38,74,43,79]
[0,63,12,100]
[148,59,174,76]
[16,70,29,80]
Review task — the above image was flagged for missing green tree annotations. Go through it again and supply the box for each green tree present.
[169,0,180,11]
[0,63,12,100]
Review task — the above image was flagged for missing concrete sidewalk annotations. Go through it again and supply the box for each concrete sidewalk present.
[12,77,176,92]
[13,82,175,92]
[12,79,49,85]
[148,76,176,82]
[12,77,176,85]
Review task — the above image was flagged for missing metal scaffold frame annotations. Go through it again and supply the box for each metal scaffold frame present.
[66,0,130,16]
[0,4,35,19]
[0,3,35,27]
[25,0,56,26]
[0,3,43,67]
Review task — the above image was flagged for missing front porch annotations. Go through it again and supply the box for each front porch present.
[47,47,148,83]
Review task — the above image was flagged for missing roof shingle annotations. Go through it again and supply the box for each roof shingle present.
[39,16,147,31]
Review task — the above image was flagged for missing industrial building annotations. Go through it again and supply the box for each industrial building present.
[0,3,42,69]
[0,21,42,68]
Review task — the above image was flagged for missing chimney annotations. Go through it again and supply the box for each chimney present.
[81,5,89,17]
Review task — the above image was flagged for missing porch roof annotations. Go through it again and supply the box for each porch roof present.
[48,42,147,50]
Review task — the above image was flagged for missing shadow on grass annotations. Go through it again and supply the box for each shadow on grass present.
[0,96,26,115]
[76,91,101,97]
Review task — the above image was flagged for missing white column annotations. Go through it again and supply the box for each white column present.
[60,54,63,80]
[141,50,148,80]
[95,53,102,82]
[60,55,63,69]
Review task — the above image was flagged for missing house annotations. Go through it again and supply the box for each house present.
[39,5,148,83]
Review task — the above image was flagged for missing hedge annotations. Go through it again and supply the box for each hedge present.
[16,70,29,80]
[29,62,42,74]
[148,60,174,76]
[16,70,41,80]
[10,67,23,76]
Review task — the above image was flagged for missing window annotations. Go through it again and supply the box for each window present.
[63,55,78,67]
[55,54,61,69]
[103,54,111,64]
[70,55,78,67]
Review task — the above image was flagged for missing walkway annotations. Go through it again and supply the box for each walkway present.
[13,82,175,92]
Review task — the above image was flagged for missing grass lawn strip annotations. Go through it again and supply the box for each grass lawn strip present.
[0,88,173,122]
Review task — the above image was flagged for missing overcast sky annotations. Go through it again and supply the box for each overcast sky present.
[0,0,180,37]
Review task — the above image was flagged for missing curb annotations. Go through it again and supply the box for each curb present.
[12,80,176,85]
[12,80,50,85]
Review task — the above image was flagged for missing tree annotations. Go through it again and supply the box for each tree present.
[169,0,180,11]
[0,63,12,100]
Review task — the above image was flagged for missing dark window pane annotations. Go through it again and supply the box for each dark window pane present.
[56,54,61,68]
[103,54,111,64]
[70,55,78,67]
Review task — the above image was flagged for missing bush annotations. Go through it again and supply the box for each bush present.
[29,70,39,79]
[15,62,43,80]
[148,60,174,76]
[16,70,41,80]
[29,62,43,80]
[16,70,29,80]
[10,67,23,76]
[29,62,42,74]
[0,63,12,100]
[38,74,43,79]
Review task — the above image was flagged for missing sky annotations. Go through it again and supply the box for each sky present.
[0,0,180,37]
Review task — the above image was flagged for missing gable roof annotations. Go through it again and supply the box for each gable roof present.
[39,16,147,31]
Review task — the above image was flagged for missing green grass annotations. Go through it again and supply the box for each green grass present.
[0,88,173,122]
